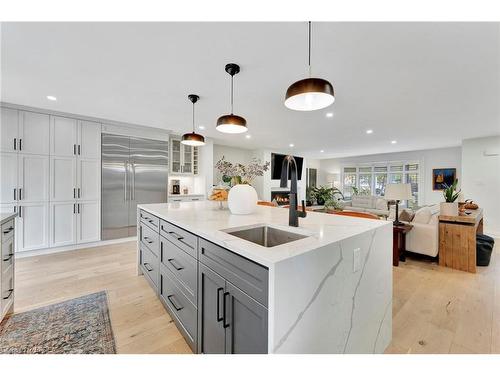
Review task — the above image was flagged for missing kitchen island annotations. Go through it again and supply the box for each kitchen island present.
[137,201,392,354]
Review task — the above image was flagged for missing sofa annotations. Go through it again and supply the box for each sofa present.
[342,195,391,217]
[398,204,440,257]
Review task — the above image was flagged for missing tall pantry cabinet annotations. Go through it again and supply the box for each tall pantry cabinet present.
[0,106,101,253]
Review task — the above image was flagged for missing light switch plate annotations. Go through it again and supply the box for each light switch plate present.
[353,248,361,272]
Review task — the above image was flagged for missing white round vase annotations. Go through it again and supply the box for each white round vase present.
[228,184,258,215]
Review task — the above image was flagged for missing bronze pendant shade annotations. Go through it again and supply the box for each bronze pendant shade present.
[181,94,205,146]
[216,63,248,134]
[285,22,335,111]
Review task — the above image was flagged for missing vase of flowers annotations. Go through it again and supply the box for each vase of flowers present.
[215,156,269,215]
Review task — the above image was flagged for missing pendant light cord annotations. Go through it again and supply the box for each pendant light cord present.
[230,74,234,114]
[308,21,312,77]
[192,101,195,133]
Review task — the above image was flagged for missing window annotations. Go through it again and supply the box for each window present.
[341,161,420,205]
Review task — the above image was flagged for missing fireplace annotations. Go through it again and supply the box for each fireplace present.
[271,190,290,206]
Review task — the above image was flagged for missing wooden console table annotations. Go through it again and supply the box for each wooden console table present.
[438,208,483,273]
[393,224,413,267]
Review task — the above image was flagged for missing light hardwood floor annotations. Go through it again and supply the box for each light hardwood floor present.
[13,240,499,354]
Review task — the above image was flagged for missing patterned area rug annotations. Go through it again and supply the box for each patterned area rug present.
[0,291,116,354]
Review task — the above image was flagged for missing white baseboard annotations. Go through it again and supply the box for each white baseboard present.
[15,237,137,259]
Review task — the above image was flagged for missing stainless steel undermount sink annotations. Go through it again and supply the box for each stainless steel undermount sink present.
[224,225,308,248]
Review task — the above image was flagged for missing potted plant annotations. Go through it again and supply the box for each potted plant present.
[324,196,344,212]
[441,179,460,216]
[311,186,344,206]
[215,156,269,215]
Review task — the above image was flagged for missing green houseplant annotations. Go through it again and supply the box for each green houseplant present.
[311,186,345,206]
[441,179,460,216]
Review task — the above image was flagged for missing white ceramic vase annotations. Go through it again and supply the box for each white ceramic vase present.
[440,202,458,216]
[228,184,258,215]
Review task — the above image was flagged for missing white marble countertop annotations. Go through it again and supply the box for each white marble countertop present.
[138,201,391,267]
[0,212,17,224]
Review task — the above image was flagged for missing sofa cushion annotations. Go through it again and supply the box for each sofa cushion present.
[413,207,432,224]
[351,195,375,209]
[375,198,388,211]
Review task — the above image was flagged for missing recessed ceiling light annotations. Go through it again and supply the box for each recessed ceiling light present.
[326,112,334,118]
[245,134,251,139]
[320,150,324,153]
[289,143,295,148]
[366,129,373,134]
[391,140,397,144]
[46,95,57,101]
[198,125,205,130]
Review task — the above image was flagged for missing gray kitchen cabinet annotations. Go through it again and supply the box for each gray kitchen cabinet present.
[224,281,268,354]
[197,263,268,354]
[198,263,226,354]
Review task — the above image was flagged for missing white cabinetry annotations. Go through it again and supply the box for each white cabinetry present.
[0,106,101,254]
[170,137,198,175]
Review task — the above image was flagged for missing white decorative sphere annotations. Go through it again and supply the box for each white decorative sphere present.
[228,184,258,215]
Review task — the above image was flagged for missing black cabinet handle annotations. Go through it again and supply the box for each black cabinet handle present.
[73,188,76,198]
[73,203,76,214]
[167,295,184,311]
[18,188,22,200]
[167,258,184,271]
[78,144,81,155]
[13,138,17,150]
[14,188,16,201]
[216,287,224,322]
[160,241,163,262]
[3,289,14,300]
[19,139,22,151]
[223,292,230,328]
[2,226,14,234]
[143,262,153,272]
[73,144,76,155]
[143,236,153,244]
[168,231,184,241]
[18,206,22,218]
[77,203,80,214]
[78,188,81,198]
[3,254,13,262]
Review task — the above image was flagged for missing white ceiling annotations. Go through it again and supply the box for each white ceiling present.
[1,22,499,158]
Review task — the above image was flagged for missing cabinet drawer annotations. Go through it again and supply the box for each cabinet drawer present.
[1,219,15,242]
[140,245,158,289]
[2,236,15,272]
[1,268,14,317]
[160,263,197,351]
[161,238,197,305]
[140,222,160,257]
[140,210,159,231]
[199,238,269,307]
[160,220,197,259]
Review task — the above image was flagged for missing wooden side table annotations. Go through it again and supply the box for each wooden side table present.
[438,208,483,273]
[393,224,413,266]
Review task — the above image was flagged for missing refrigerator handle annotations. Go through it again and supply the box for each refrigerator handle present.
[124,161,128,201]
[132,162,136,201]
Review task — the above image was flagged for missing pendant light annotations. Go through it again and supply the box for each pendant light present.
[181,94,205,146]
[216,63,248,134]
[285,22,335,111]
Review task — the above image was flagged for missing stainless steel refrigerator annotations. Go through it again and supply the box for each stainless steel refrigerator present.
[101,134,168,240]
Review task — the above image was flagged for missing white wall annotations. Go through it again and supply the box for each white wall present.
[318,147,462,206]
[462,136,500,236]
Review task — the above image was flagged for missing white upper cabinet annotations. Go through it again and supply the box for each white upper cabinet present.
[79,121,101,159]
[0,108,19,153]
[77,159,100,201]
[49,201,77,247]
[77,201,100,244]
[50,156,77,202]
[18,154,50,202]
[19,111,50,155]
[51,116,78,157]
[0,153,18,203]
[170,137,197,175]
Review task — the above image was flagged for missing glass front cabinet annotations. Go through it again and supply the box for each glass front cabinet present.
[170,137,198,175]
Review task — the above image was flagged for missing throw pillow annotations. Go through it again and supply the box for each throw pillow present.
[399,209,415,222]
[413,207,432,224]
[375,198,388,211]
